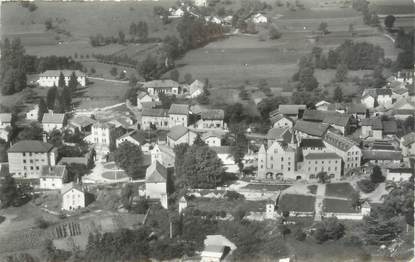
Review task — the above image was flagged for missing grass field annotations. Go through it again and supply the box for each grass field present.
[325,182,357,199]
[323,198,358,213]
[190,198,267,213]
[242,183,291,191]
[278,194,315,212]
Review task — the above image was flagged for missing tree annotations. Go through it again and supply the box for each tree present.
[65,163,88,183]
[170,69,180,82]
[227,123,248,171]
[137,55,159,81]
[137,21,149,40]
[295,228,306,241]
[278,224,291,239]
[314,217,345,243]
[0,175,17,208]
[118,30,125,44]
[318,22,329,34]
[372,64,386,88]
[180,144,224,188]
[90,67,96,74]
[61,86,72,112]
[129,22,137,36]
[333,86,343,102]
[193,133,206,147]
[357,179,377,193]
[384,15,396,29]
[184,73,193,84]
[68,71,78,91]
[44,19,53,30]
[58,72,66,88]
[17,122,43,141]
[257,96,288,120]
[317,172,329,184]
[370,165,385,184]
[269,26,282,40]
[239,89,250,100]
[113,141,145,179]
[335,63,348,82]
[363,215,402,245]
[110,67,118,77]
[46,85,57,109]
[38,98,48,122]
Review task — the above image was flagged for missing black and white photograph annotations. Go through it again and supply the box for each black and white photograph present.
[0,0,414,261]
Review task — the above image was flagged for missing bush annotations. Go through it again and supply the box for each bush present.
[269,26,282,39]
[224,190,245,200]
[0,216,5,224]
[357,179,377,193]
[295,228,306,241]
[36,217,49,229]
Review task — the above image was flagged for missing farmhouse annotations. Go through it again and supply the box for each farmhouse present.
[168,104,189,128]
[361,118,383,139]
[42,112,66,133]
[323,131,361,172]
[39,165,67,190]
[61,182,86,211]
[8,140,57,179]
[303,152,342,180]
[194,109,225,130]
[251,13,268,23]
[116,130,146,148]
[167,125,197,148]
[143,80,180,96]
[201,131,223,147]
[145,161,171,200]
[37,70,86,87]
[322,113,352,135]
[141,108,169,130]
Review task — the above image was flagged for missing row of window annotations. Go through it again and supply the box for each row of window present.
[23,158,46,163]
[308,160,338,164]
[24,166,40,171]
[308,166,338,172]
[270,156,291,161]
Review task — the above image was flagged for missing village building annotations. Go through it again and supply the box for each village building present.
[251,13,268,23]
[201,131,223,147]
[323,131,361,172]
[136,91,159,110]
[42,112,66,133]
[186,79,205,98]
[299,138,328,157]
[194,109,225,130]
[8,140,57,179]
[37,70,86,87]
[168,104,189,128]
[258,133,298,180]
[141,108,169,130]
[61,182,86,211]
[361,118,383,139]
[266,127,292,147]
[26,104,40,121]
[362,149,403,167]
[302,152,342,180]
[211,146,239,173]
[270,113,294,128]
[39,165,67,190]
[382,120,398,137]
[194,0,207,7]
[145,161,171,200]
[116,130,146,148]
[277,104,306,120]
[386,167,413,182]
[400,132,415,156]
[391,99,415,120]
[315,100,332,111]
[322,113,353,135]
[361,88,392,109]
[85,122,112,153]
[143,80,180,96]
[169,7,185,17]
[392,86,409,101]
[167,125,197,148]
[294,120,330,140]
[67,115,96,133]
[150,144,175,168]
[0,113,12,129]
[205,16,222,24]
[347,103,367,121]
[201,235,237,262]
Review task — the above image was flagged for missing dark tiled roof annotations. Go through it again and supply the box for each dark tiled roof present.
[118,130,146,144]
[61,182,84,195]
[266,127,291,140]
[300,139,325,148]
[278,104,306,115]
[294,120,329,137]
[361,118,383,130]
[302,110,326,122]
[168,104,189,115]
[362,150,402,161]
[58,157,88,166]
[348,103,367,114]
[142,108,168,117]
[210,146,234,154]
[323,113,351,127]
[382,120,398,134]
[40,165,66,178]
[201,109,224,120]
[324,131,357,152]
[304,152,341,160]
[167,125,189,140]
[146,161,168,183]
[8,140,53,153]
[70,116,96,128]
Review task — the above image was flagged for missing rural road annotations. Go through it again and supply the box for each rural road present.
[88,76,129,84]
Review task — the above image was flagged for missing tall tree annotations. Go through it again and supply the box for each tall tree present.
[370,166,385,184]
[17,122,43,141]
[38,98,48,122]
[58,72,66,88]
[384,15,395,29]
[113,141,145,179]
[68,71,78,91]
[46,85,57,110]
[0,175,18,208]
[333,86,343,102]
[137,55,159,81]
[335,63,348,82]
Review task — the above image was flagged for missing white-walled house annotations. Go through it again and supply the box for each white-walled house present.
[193,109,225,130]
[270,114,293,129]
[143,80,180,96]
[167,125,197,148]
[39,165,67,190]
[168,104,189,128]
[211,146,239,173]
[26,104,40,121]
[401,132,415,157]
[194,0,207,7]
[252,13,268,23]
[0,113,12,129]
[186,80,204,98]
[145,161,169,200]
[37,70,86,87]
[361,118,383,139]
[202,131,223,147]
[361,88,392,109]
[61,183,85,211]
[386,168,413,182]
[136,91,155,110]
[42,112,66,133]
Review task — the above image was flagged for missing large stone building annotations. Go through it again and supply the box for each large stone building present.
[61,183,85,211]
[143,80,180,96]
[302,152,342,180]
[37,70,86,87]
[8,140,57,179]
[323,131,361,173]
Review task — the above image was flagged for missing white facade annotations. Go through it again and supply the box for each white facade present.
[8,149,57,179]
[136,94,153,110]
[38,72,86,87]
[62,186,85,211]
[26,105,39,121]
[42,122,64,133]
[258,141,297,180]
[252,13,268,23]
[194,0,207,7]
[146,182,167,199]
[386,169,413,182]
[40,176,64,190]
[168,114,188,128]
[116,135,141,148]
[361,96,375,109]
[150,144,175,167]
[204,136,222,147]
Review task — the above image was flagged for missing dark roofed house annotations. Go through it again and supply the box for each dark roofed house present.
[304,152,341,160]
[8,140,54,153]
[401,132,415,157]
[294,120,330,139]
[278,104,306,120]
[116,130,146,148]
[68,116,96,133]
[145,161,173,202]
[167,125,197,147]
[39,165,67,190]
[168,104,189,115]
[361,118,383,139]
[266,127,292,143]
[143,80,180,96]
[362,150,402,165]
[322,113,352,135]
[347,103,367,121]
[168,104,189,127]
[300,139,326,149]
[141,108,169,130]
[195,109,225,130]
[302,110,326,122]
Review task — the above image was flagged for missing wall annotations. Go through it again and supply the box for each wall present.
[146,182,166,199]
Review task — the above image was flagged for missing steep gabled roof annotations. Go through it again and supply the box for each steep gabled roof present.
[8,140,54,153]
[323,131,357,152]
[42,113,65,124]
[61,182,84,195]
[302,110,326,122]
[69,116,96,128]
[167,125,189,141]
[382,120,398,134]
[402,132,415,146]
[300,139,325,148]
[361,118,383,130]
[118,130,146,144]
[266,127,291,141]
[348,103,367,114]
[323,113,351,127]
[294,120,329,137]
[146,161,168,183]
